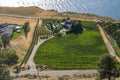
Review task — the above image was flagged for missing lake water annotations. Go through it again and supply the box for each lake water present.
[0,0,120,20]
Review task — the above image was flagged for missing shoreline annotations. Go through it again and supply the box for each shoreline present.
[0,6,119,22]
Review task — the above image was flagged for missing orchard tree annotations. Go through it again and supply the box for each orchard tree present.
[98,54,119,80]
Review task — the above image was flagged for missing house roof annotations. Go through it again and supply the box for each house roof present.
[0,23,8,29]
[0,23,14,37]
[5,27,14,37]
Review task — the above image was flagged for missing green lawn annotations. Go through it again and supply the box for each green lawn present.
[34,21,108,69]
[12,29,24,39]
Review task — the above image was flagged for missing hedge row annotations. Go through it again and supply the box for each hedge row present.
[20,19,39,67]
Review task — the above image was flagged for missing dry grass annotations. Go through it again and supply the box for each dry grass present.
[0,16,38,62]
[0,7,43,16]
[0,7,115,21]
[12,76,96,80]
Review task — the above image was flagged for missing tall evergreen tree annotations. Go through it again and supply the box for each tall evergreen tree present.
[23,22,30,38]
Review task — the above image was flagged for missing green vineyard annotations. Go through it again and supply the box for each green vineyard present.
[34,21,109,69]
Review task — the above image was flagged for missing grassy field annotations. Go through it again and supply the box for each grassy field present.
[34,21,108,69]
[12,29,24,39]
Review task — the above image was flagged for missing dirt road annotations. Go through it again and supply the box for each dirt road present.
[97,24,120,62]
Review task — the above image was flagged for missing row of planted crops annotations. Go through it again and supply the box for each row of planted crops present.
[34,20,109,69]
[20,19,53,66]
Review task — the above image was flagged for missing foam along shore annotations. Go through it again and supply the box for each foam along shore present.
[0,6,118,22]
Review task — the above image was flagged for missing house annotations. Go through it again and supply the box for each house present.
[0,23,15,37]
[62,18,72,30]
[62,18,78,31]
[60,18,78,35]
[15,26,22,30]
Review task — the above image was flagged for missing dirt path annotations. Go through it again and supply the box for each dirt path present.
[0,13,40,19]
[26,20,54,70]
[27,38,52,69]
[10,69,97,77]
[26,20,42,69]
[97,24,120,62]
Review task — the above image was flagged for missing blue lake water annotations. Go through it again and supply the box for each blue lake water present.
[0,0,120,20]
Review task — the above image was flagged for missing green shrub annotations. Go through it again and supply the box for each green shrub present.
[55,33,63,37]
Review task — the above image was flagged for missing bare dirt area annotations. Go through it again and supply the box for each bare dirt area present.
[0,7,43,16]
[0,7,115,21]
[12,76,96,80]
[0,16,38,62]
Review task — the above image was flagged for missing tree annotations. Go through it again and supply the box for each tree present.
[1,33,10,48]
[55,32,63,37]
[71,21,83,35]
[0,38,2,51]
[53,28,60,33]
[104,22,118,35]
[1,48,19,65]
[14,65,20,72]
[49,23,54,31]
[23,22,30,38]
[0,51,11,80]
[113,31,120,47]
[98,54,119,80]
[0,65,11,80]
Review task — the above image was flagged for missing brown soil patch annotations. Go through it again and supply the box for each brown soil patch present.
[0,7,115,21]
[0,16,38,62]
[12,76,96,80]
[0,7,43,16]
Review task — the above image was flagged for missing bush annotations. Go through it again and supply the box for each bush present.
[113,31,120,47]
[70,21,83,35]
[103,22,118,35]
[53,28,60,33]
[55,33,63,37]
[96,77,101,80]
[0,48,18,65]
